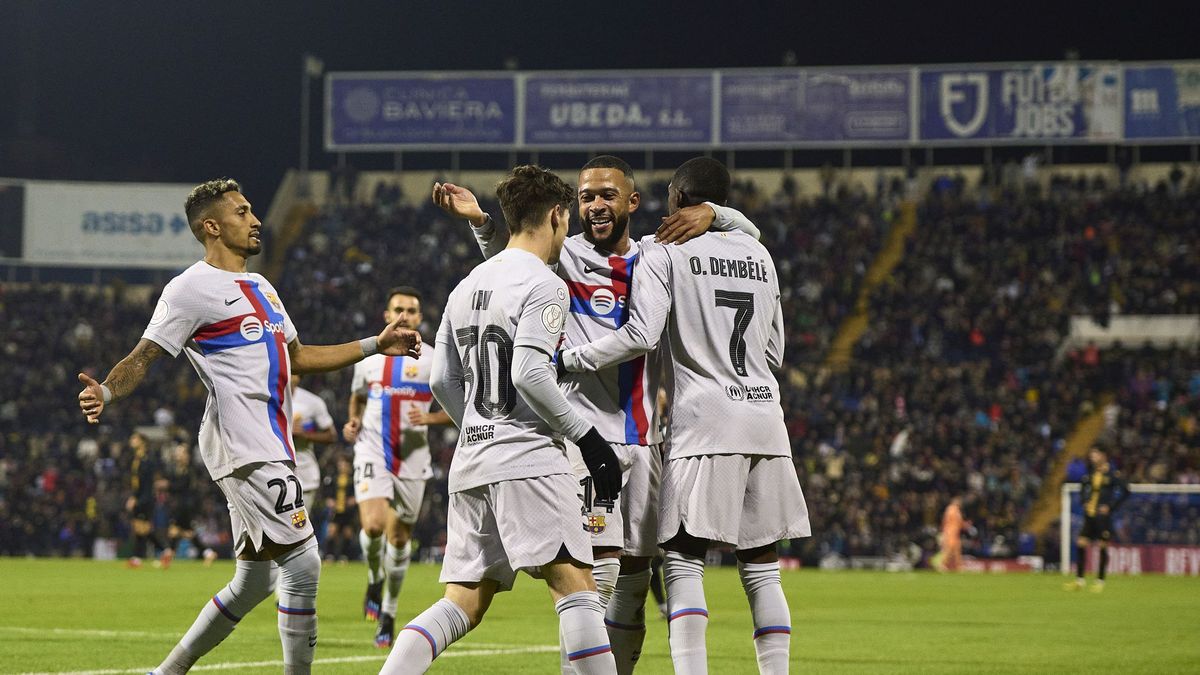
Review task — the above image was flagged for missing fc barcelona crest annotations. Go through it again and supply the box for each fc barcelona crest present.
[292,509,308,529]
[584,515,606,535]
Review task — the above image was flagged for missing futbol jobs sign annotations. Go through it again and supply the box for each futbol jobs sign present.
[21,181,197,269]
[523,73,713,147]
[919,64,1122,142]
[326,73,517,149]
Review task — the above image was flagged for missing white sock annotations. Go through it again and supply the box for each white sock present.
[360,529,385,585]
[381,598,472,674]
[664,550,708,675]
[154,560,274,674]
[606,569,651,675]
[560,557,621,672]
[276,540,321,675]
[593,557,621,607]
[740,561,791,675]
[382,540,412,617]
[557,591,616,675]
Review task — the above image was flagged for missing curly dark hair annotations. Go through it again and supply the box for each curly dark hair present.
[184,178,242,243]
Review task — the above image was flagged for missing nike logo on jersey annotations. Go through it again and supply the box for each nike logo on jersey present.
[224,297,242,306]
[308,636,317,647]
[583,264,609,275]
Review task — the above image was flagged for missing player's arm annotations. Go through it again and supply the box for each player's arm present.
[655,202,760,245]
[561,240,672,373]
[288,317,421,374]
[766,292,785,370]
[77,338,169,424]
[409,408,454,426]
[515,278,621,499]
[344,392,367,441]
[429,309,466,428]
[432,182,509,260]
[295,400,337,444]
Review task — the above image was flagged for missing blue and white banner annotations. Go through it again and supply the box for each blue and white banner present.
[326,73,517,149]
[920,64,1122,142]
[1124,64,1200,141]
[22,181,196,269]
[523,73,713,147]
[721,69,910,144]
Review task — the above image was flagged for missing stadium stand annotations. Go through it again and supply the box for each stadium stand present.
[2,166,1197,570]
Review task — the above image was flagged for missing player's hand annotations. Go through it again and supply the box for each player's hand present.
[406,406,427,426]
[577,428,622,503]
[343,418,361,442]
[432,182,487,227]
[1098,505,1110,515]
[77,372,106,424]
[377,317,421,358]
[655,203,716,245]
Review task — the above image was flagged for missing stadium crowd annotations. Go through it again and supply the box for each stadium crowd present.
[1,167,1197,566]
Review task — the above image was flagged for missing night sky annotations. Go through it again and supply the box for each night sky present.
[0,1,1191,192]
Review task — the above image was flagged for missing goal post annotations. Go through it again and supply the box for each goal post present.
[1060,482,1200,575]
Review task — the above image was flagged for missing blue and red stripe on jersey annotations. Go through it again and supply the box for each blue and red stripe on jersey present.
[189,280,295,462]
[565,254,652,445]
[378,356,433,475]
[238,280,295,463]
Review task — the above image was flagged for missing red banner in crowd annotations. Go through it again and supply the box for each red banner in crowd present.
[1084,545,1200,576]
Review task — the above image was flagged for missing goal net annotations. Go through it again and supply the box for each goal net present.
[1060,483,1200,575]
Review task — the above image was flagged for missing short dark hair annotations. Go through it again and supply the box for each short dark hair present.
[495,165,574,235]
[581,155,635,188]
[386,286,422,306]
[672,157,730,206]
[184,178,241,243]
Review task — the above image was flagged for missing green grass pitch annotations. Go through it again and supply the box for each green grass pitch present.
[1,559,1197,673]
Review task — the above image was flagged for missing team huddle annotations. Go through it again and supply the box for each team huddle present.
[76,156,809,674]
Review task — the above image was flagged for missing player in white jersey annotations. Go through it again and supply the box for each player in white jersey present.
[560,158,810,675]
[382,166,621,675]
[342,286,453,648]
[76,179,421,675]
[434,155,759,673]
[289,378,335,537]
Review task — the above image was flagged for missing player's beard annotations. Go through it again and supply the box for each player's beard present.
[583,210,629,252]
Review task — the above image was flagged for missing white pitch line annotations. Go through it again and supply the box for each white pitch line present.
[0,627,179,640]
[0,625,547,650]
[16,645,558,675]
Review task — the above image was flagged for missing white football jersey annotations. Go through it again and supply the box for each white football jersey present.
[291,385,333,493]
[470,204,756,446]
[350,350,436,480]
[565,231,789,460]
[435,248,573,493]
[556,235,663,445]
[141,261,298,481]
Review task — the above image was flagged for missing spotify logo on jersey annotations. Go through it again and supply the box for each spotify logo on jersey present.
[589,288,616,315]
[239,316,264,341]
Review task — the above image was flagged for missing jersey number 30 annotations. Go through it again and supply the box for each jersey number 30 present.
[456,325,517,419]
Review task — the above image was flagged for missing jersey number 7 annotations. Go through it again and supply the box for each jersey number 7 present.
[715,289,754,377]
